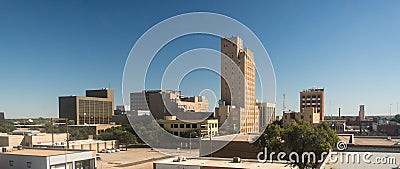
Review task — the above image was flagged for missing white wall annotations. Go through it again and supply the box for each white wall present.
[154,163,200,169]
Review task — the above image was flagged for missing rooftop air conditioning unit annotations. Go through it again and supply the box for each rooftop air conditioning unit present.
[232,157,241,163]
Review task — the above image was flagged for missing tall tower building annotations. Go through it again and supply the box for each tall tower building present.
[300,88,324,121]
[219,36,259,133]
[359,105,365,120]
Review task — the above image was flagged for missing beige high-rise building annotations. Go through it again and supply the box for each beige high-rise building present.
[218,37,259,133]
[300,88,324,121]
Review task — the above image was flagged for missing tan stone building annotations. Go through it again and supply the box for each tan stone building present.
[218,37,259,133]
[282,107,320,125]
[178,96,208,112]
[130,90,209,119]
[156,116,218,137]
[59,89,114,125]
[300,88,324,121]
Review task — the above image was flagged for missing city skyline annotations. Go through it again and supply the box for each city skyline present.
[1,1,400,118]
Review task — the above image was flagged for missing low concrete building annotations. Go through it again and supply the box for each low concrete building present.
[34,139,117,153]
[323,120,347,133]
[283,107,320,125]
[0,133,67,147]
[157,116,218,137]
[376,124,400,136]
[154,157,292,169]
[0,148,96,169]
[200,134,260,159]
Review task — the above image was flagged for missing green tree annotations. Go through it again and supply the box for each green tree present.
[180,130,200,138]
[69,127,96,141]
[282,121,338,169]
[0,120,16,133]
[254,123,281,162]
[254,121,339,169]
[98,127,137,150]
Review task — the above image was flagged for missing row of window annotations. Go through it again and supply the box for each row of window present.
[9,161,31,168]
[301,95,321,98]
[169,123,200,129]
[284,115,313,119]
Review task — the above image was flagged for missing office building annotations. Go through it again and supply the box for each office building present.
[0,148,96,169]
[257,102,276,132]
[300,88,325,121]
[359,104,365,120]
[0,112,4,121]
[114,105,130,115]
[130,90,209,119]
[218,36,259,133]
[59,89,114,125]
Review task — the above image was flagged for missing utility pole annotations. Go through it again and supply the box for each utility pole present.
[66,118,69,149]
[390,104,392,118]
[51,118,54,147]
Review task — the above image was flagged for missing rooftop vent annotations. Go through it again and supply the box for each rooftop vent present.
[232,157,241,163]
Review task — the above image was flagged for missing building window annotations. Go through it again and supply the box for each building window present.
[174,124,178,128]
[192,124,197,128]
[186,124,191,128]
[180,124,184,128]
[301,115,304,119]
[9,160,14,166]
[27,162,32,168]
[170,124,174,128]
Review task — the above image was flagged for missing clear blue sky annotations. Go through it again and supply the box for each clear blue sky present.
[0,0,399,118]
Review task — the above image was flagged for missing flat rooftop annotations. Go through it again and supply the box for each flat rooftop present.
[155,157,290,169]
[35,139,116,146]
[202,134,258,142]
[1,149,81,157]
[339,136,400,147]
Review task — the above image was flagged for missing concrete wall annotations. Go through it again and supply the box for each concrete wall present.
[0,135,24,147]
[154,164,200,169]
[0,154,46,169]
[24,133,67,147]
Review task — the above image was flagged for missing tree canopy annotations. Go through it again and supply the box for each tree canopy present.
[98,127,137,149]
[255,121,339,169]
